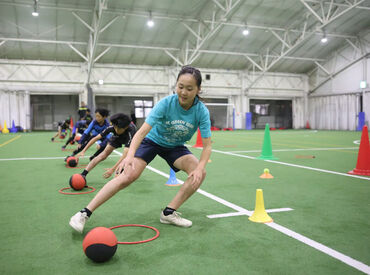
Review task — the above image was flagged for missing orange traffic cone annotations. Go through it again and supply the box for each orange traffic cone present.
[193,128,203,148]
[306,121,311,129]
[259,168,274,179]
[348,125,370,176]
[70,117,74,128]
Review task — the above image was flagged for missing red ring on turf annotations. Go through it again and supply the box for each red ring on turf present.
[109,224,160,244]
[58,186,95,195]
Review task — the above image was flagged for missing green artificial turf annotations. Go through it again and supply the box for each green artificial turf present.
[0,130,369,274]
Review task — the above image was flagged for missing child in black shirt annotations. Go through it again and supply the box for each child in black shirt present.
[76,113,137,179]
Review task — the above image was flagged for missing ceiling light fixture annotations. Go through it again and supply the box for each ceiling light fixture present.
[32,0,39,17]
[98,79,104,85]
[321,31,328,44]
[147,11,154,28]
[242,23,249,36]
[360,80,367,89]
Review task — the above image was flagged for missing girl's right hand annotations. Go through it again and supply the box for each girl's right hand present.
[114,161,125,176]
[122,156,135,172]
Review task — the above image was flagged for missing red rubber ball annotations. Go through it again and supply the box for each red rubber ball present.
[66,156,78,167]
[69,174,86,190]
[83,227,118,263]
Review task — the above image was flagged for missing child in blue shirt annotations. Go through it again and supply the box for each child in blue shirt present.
[61,119,90,150]
[76,113,137,179]
[70,66,212,233]
[66,108,110,161]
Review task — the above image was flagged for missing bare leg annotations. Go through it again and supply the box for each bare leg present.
[167,154,206,210]
[85,145,115,172]
[86,158,147,212]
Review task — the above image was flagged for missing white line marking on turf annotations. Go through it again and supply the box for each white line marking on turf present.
[0,155,120,161]
[210,149,370,181]
[266,207,293,213]
[148,165,370,274]
[230,147,358,153]
[207,208,293,219]
[266,222,370,274]
[111,149,370,273]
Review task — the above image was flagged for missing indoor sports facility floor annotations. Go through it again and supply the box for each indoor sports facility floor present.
[0,129,369,274]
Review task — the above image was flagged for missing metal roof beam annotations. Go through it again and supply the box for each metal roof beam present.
[2,0,370,13]
[67,43,88,61]
[164,50,184,66]
[187,0,243,64]
[300,0,324,23]
[0,37,180,51]
[99,15,121,34]
[245,0,366,90]
[94,46,111,63]
[314,61,331,75]
[181,23,202,41]
[72,12,94,32]
[301,0,366,25]
[0,36,326,63]
[244,55,263,71]
[0,1,364,40]
[310,52,370,93]
[345,38,362,54]
[85,0,109,84]
[304,0,370,11]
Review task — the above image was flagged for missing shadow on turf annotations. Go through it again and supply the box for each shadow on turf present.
[84,255,120,265]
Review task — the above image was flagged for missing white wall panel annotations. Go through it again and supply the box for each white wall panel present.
[0,90,30,131]
[0,60,307,130]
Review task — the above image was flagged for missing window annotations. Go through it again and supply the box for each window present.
[134,100,153,118]
[252,104,269,115]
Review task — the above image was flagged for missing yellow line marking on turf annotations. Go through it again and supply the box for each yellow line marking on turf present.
[0,135,21,147]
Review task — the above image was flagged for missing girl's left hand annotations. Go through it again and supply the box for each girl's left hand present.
[103,167,114,178]
[187,168,204,190]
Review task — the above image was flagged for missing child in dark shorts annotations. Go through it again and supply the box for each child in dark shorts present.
[51,119,71,141]
[70,66,212,233]
[76,113,137,179]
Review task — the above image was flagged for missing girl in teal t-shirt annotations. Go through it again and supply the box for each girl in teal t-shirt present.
[69,66,212,232]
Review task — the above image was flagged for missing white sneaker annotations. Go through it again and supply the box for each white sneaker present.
[160,211,192,228]
[69,211,89,233]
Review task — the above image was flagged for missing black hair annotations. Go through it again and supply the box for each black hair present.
[110,113,131,128]
[95,108,110,118]
[65,119,71,124]
[86,108,91,113]
[176,65,202,88]
[85,115,92,125]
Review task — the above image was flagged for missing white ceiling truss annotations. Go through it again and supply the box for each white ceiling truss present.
[244,0,367,91]
[0,0,369,92]
[308,35,370,93]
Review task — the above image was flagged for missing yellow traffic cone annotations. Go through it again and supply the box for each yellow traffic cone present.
[249,189,273,223]
[2,120,9,134]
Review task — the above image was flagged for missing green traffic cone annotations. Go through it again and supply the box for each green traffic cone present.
[257,123,278,160]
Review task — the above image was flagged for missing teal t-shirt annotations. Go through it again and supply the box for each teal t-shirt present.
[145,94,211,148]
